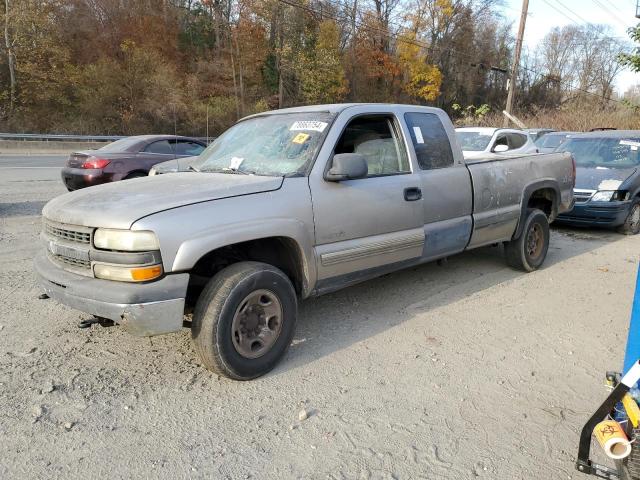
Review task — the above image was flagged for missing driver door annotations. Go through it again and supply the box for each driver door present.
[308,111,425,293]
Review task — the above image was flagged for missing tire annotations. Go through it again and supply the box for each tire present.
[504,208,550,272]
[618,200,640,235]
[191,261,297,380]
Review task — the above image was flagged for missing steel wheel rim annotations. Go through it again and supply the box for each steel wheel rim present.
[526,223,543,259]
[231,289,283,359]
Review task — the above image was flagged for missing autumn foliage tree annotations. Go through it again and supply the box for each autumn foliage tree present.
[0,0,629,134]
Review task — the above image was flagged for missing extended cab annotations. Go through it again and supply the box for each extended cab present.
[36,104,575,379]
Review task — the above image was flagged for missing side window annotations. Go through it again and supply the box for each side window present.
[508,133,527,149]
[334,115,409,177]
[494,134,509,149]
[404,113,454,170]
[144,140,173,154]
[174,140,205,156]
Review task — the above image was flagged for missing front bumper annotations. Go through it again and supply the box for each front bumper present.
[61,167,114,191]
[556,201,631,227]
[35,252,189,336]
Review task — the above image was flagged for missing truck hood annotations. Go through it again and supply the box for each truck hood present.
[575,166,637,191]
[43,172,284,229]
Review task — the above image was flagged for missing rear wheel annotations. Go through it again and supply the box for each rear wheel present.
[505,208,550,272]
[618,200,640,235]
[191,261,297,380]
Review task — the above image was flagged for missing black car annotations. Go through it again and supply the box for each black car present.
[61,135,207,191]
[556,131,640,234]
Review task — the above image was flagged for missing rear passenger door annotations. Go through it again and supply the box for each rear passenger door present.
[403,112,473,261]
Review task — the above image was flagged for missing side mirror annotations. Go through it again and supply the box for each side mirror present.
[493,144,509,153]
[324,153,368,181]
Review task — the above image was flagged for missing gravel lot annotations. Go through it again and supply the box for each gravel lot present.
[0,154,638,479]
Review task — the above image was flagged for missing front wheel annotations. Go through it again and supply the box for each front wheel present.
[504,208,550,272]
[618,200,640,235]
[191,261,297,380]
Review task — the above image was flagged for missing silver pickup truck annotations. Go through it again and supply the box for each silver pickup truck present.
[36,104,575,379]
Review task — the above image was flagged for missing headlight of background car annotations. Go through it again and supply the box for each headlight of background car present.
[94,229,159,251]
[591,190,629,202]
[148,167,157,176]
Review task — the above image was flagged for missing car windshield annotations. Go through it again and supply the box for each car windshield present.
[562,137,640,168]
[456,131,493,151]
[537,134,569,149]
[98,137,142,152]
[192,112,335,176]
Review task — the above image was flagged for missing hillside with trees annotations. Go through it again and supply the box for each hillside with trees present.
[0,0,636,135]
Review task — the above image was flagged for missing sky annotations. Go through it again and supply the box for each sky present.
[503,0,639,93]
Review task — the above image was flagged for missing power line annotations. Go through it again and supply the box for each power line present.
[591,0,633,29]
[555,0,589,24]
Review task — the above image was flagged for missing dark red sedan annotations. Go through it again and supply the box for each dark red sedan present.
[61,135,207,191]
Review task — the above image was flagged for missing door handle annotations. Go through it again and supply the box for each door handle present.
[404,187,422,202]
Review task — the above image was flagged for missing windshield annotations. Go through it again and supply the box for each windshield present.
[456,131,492,151]
[98,137,141,152]
[192,112,334,176]
[562,137,640,168]
[537,134,569,149]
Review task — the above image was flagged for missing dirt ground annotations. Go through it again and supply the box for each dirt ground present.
[0,155,638,479]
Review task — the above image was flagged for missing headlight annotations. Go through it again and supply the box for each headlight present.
[591,191,615,202]
[591,190,629,202]
[94,229,159,251]
[148,168,157,176]
[94,263,163,282]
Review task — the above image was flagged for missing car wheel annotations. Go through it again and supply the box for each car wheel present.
[191,261,297,380]
[618,200,640,235]
[504,208,550,272]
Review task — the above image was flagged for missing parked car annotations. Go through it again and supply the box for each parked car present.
[526,128,556,142]
[36,103,574,379]
[556,130,640,234]
[61,135,207,190]
[535,131,578,153]
[455,127,538,159]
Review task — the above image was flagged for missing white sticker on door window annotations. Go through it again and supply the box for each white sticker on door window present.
[290,121,328,132]
[413,126,425,144]
[620,140,640,148]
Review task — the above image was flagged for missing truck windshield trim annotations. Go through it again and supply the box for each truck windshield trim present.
[192,112,336,177]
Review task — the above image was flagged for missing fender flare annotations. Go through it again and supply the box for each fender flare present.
[513,180,561,240]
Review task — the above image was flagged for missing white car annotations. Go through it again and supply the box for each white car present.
[455,127,539,160]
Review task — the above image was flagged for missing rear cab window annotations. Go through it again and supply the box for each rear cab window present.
[404,113,454,170]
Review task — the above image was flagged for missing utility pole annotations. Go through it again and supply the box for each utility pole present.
[504,0,529,127]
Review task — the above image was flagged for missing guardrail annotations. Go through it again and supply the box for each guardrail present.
[0,133,126,142]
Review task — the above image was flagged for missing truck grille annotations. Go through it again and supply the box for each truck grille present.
[44,222,91,244]
[574,189,595,204]
[50,253,91,269]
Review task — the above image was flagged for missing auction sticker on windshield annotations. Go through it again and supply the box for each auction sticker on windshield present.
[620,140,640,150]
[290,121,328,132]
[292,133,310,144]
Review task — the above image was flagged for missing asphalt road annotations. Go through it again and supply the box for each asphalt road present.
[0,153,638,479]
